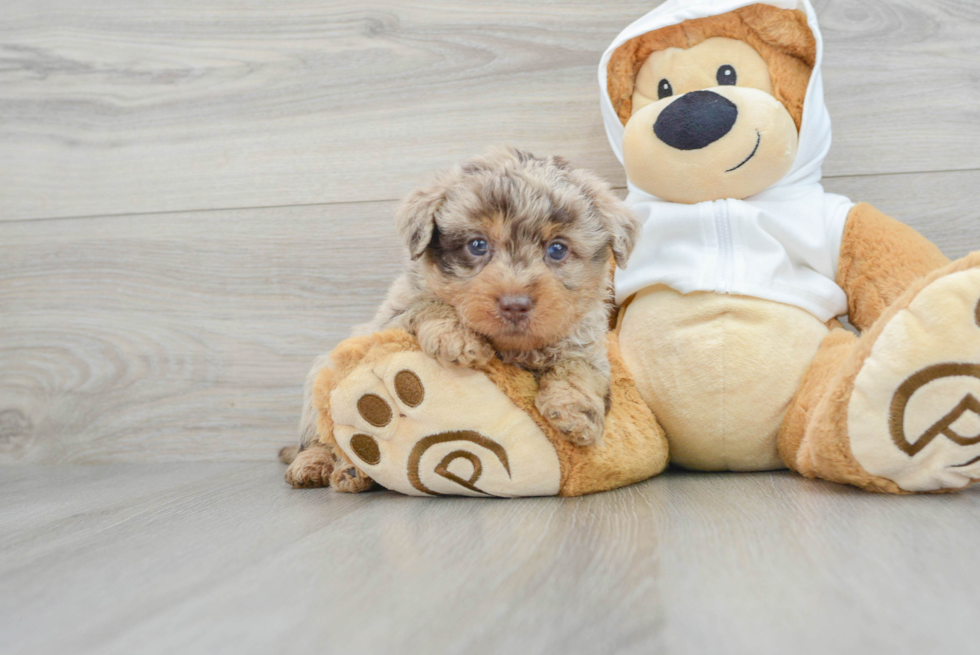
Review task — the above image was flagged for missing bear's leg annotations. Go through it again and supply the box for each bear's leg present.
[780,253,980,493]
[777,324,856,473]
[837,203,950,330]
[310,330,668,497]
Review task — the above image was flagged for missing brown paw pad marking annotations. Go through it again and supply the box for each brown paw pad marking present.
[350,434,381,465]
[350,369,427,467]
[890,363,980,456]
[357,393,392,427]
[394,369,424,407]
[407,430,510,496]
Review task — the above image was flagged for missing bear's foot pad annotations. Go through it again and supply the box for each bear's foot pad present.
[850,263,980,491]
[329,350,562,497]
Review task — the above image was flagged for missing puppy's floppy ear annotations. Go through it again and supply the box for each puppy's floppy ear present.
[569,169,641,269]
[395,171,456,260]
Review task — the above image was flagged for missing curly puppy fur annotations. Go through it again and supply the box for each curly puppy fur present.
[283,147,640,488]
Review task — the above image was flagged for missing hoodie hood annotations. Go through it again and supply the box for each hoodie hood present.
[599,0,854,321]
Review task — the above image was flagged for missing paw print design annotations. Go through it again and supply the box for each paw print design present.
[329,350,562,497]
[850,266,980,491]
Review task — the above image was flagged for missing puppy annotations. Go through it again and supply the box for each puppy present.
[283,147,640,490]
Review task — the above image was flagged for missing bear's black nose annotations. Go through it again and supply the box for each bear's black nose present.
[653,90,738,150]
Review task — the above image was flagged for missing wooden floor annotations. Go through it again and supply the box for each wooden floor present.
[3,464,979,655]
[2,0,980,652]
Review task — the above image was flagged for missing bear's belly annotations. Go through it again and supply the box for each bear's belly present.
[619,285,830,471]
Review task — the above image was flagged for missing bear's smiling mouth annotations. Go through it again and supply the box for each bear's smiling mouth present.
[725,130,762,173]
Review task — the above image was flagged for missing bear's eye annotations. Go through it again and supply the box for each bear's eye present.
[657,79,673,100]
[717,64,737,86]
[467,238,489,256]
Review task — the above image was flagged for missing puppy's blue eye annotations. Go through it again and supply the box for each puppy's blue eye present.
[547,241,568,261]
[467,238,489,256]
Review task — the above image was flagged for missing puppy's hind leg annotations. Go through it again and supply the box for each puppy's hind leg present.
[284,442,337,488]
[283,351,339,488]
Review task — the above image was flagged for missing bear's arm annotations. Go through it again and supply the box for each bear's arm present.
[836,202,950,332]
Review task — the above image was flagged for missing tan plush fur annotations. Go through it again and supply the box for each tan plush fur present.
[776,320,855,469]
[607,5,814,129]
[837,203,950,331]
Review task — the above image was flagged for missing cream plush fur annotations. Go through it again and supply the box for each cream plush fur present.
[619,286,827,470]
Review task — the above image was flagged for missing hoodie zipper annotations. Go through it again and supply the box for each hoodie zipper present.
[714,200,733,293]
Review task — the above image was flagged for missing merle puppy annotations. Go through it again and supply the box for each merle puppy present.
[283,147,639,490]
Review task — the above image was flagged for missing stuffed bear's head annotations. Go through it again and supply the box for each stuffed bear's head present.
[607,4,817,204]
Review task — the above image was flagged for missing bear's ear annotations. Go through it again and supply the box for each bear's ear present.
[568,168,641,269]
[606,24,688,127]
[395,172,457,260]
[738,6,816,67]
[607,39,643,127]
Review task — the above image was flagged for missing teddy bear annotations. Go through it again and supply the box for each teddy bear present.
[286,0,980,496]
[601,0,980,493]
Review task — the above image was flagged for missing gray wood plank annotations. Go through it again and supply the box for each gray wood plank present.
[1,463,978,655]
[824,168,980,261]
[3,169,980,464]
[0,201,402,463]
[2,0,979,221]
[817,0,980,179]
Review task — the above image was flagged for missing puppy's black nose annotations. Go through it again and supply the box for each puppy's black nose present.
[654,90,738,150]
[498,295,533,322]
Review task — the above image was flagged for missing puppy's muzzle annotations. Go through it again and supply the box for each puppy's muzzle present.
[498,295,534,323]
[654,90,738,150]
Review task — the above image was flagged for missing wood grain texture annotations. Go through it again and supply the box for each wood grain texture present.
[3,4,980,651]
[0,201,402,463]
[824,168,980,261]
[1,464,978,655]
[3,170,980,464]
[1,0,979,221]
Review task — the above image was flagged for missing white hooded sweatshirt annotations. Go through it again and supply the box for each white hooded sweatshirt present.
[599,0,853,322]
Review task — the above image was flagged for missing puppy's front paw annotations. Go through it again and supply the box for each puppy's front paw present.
[416,319,494,368]
[535,381,605,446]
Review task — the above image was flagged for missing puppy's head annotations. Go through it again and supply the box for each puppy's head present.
[396,147,639,352]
